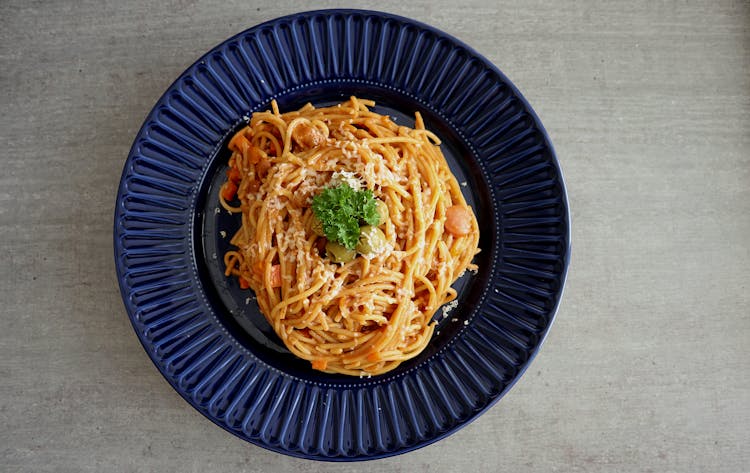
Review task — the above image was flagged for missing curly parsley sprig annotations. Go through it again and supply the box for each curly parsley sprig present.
[311,184,380,250]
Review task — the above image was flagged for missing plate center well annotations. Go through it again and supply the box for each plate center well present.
[195,82,495,383]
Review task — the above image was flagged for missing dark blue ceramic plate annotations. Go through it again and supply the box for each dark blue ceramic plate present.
[114,9,569,461]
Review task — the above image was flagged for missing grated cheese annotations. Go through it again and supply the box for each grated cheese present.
[266,196,285,210]
[330,170,362,190]
[441,299,459,318]
[396,288,411,299]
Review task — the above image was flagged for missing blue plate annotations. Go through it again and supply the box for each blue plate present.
[114,9,570,461]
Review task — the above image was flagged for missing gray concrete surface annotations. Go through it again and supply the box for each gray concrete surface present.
[2,1,748,472]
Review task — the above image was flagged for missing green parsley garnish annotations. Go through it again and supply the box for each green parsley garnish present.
[312,184,380,249]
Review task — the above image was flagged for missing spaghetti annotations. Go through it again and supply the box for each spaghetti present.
[220,97,479,376]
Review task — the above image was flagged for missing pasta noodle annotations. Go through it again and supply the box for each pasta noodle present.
[220,97,479,376]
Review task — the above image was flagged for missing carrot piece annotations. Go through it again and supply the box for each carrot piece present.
[238,276,251,289]
[366,351,381,362]
[256,157,271,179]
[270,264,282,288]
[228,133,251,153]
[247,179,260,193]
[311,359,328,370]
[220,181,238,201]
[227,167,242,183]
[246,145,263,164]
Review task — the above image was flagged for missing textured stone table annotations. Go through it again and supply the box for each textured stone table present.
[2,1,748,472]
